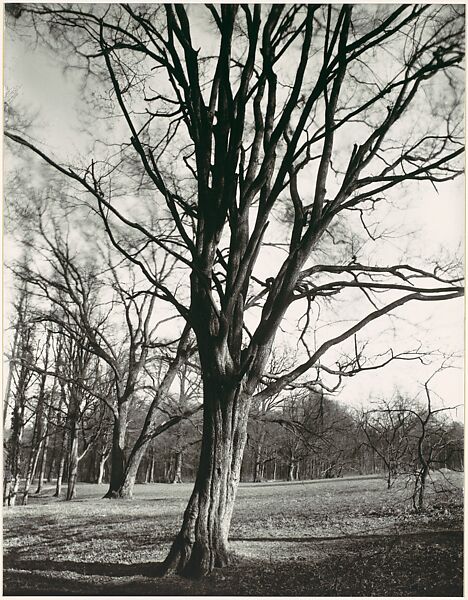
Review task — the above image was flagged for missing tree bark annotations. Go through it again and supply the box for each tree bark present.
[3,310,22,428]
[418,466,427,508]
[53,354,69,496]
[162,380,250,578]
[36,401,55,494]
[253,429,266,482]
[7,395,26,506]
[172,451,183,484]
[35,437,48,494]
[22,440,42,505]
[115,444,146,499]
[54,447,66,497]
[47,392,64,483]
[66,417,79,500]
[294,462,300,480]
[97,450,110,484]
[104,404,129,498]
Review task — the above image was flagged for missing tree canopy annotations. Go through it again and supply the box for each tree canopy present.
[4,3,464,579]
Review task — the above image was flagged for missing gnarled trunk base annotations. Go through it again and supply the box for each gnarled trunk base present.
[160,379,251,579]
[161,490,231,579]
[103,445,147,499]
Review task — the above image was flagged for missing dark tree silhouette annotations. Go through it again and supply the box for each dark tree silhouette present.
[5,4,464,577]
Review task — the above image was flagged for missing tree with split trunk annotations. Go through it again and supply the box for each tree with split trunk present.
[10,204,199,498]
[90,411,113,484]
[5,4,464,577]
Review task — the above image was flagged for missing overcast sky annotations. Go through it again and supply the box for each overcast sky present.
[3,7,464,419]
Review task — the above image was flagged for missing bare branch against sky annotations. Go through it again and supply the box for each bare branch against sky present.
[3,3,464,580]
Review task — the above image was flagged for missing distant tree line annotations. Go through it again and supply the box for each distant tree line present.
[4,274,462,507]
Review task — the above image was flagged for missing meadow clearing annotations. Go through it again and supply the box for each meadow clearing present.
[3,473,463,596]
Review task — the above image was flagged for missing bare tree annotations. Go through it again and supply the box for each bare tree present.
[10,204,201,498]
[4,284,38,506]
[21,329,53,505]
[359,397,416,489]
[406,368,461,511]
[5,5,464,577]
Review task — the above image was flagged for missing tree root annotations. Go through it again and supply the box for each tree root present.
[160,535,231,579]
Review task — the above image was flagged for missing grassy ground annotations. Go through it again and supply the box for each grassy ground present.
[3,472,463,596]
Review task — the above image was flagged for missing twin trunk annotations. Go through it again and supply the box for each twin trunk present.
[162,381,250,578]
[104,418,148,499]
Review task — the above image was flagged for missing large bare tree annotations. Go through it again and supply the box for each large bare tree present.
[5,4,464,577]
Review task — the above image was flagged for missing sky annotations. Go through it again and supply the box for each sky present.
[3,5,465,420]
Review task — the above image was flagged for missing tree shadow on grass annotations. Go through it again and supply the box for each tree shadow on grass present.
[3,558,166,578]
[230,529,463,544]
[3,570,203,596]
[4,531,463,598]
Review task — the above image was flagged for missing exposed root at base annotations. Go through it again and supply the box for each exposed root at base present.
[159,536,231,579]
[102,490,133,499]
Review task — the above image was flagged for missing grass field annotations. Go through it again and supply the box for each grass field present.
[3,473,463,596]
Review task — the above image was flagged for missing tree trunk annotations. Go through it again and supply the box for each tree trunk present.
[386,467,392,489]
[54,449,66,497]
[253,429,266,482]
[112,406,197,497]
[35,441,47,494]
[259,461,265,481]
[36,411,53,494]
[9,473,22,507]
[417,466,429,511]
[144,460,151,483]
[3,313,22,428]
[172,451,183,484]
[164,460,170,482]
[53,407,68,497]
[294,462,300,481]
[7,398,25,507]
[116,444,146,499]
[253,460,260,483]
[3,478,12,506]
[66,418,79,501]
[104,407,128,498]
[97,451,110,484]
[162,382,250,578]
[22,440,42,505]
[287,460,295,482]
